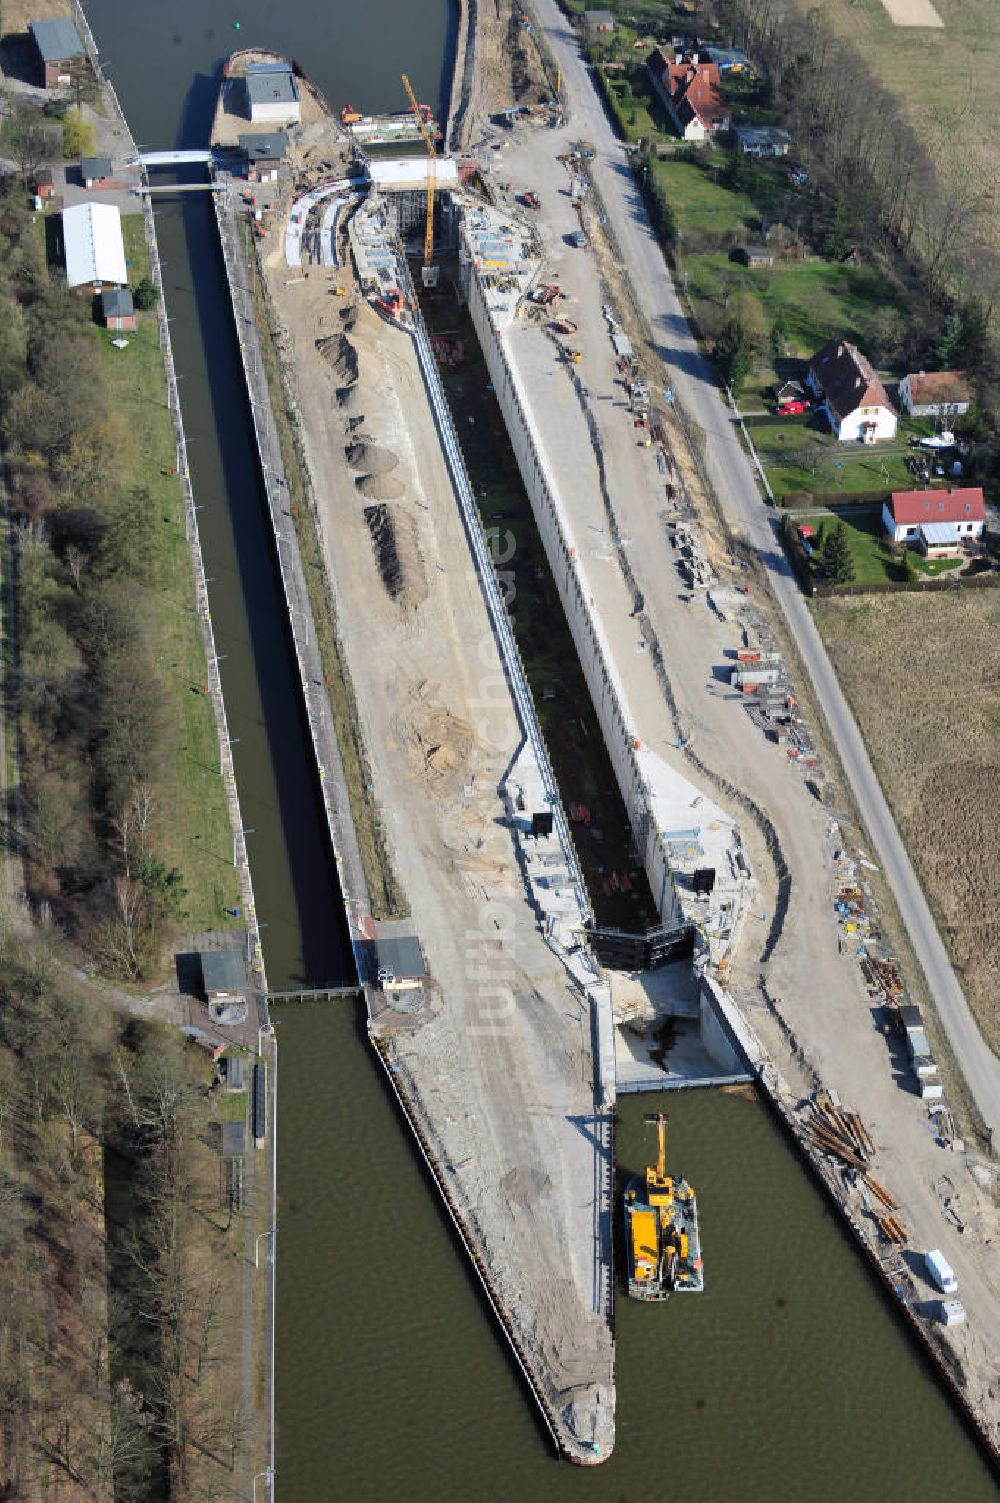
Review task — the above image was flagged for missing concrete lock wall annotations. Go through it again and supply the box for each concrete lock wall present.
[464,267,685,931]
[698,980,744,1074]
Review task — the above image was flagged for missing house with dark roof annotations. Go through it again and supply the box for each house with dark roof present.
[646,50,731,142]
[220,1122,245,1159]
[734,124,791,158]
[882,487,985,546]
[81,156,113,189]
[200,948,249,1025]
[238,132,287,183]
[898,370,970,419]
[371,919,428,997]
[807,340,896,443]
[739,243,774,269]
[101,286,135,331]
[584,9,615,31]
[28,17,84,87]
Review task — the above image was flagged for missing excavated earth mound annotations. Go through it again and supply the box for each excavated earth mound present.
[356,473,405,501]
[363,503,426,607]
[336,383,369,412]
[344,442,400,475]
[316,332,358,384]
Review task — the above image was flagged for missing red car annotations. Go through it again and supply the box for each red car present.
[776,399,810,415]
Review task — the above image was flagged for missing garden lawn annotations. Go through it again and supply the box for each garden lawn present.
[651,157,757,238]
[911,553,963,576]
[743,413,833,453]
[97,215,242,935]
[766,447,914,503]
[800,508,901,585]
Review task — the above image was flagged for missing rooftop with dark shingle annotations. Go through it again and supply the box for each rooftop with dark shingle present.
[29,17,84,62]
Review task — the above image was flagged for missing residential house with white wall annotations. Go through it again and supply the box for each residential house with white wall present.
[646,50,731,142]
[807,340,896,442]
[882,487,985,546]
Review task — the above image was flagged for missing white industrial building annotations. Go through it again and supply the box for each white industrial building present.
[243,62,301,124]
[62,201,127,290]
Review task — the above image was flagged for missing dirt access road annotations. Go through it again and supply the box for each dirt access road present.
[488,121,1000,1416]
[522,0,1000,1147]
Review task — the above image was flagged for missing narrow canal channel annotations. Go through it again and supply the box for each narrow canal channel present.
[156,189,350,987]
[82,2,999,1497]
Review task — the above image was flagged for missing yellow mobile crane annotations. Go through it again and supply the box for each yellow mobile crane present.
[623,1111,704,1299]
[401,73,439,287]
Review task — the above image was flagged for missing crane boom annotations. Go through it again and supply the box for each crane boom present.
[400,74,437,159]
[644,1112,669,1183]
[401,74,437,272]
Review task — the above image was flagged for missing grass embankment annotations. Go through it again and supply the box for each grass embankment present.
[236,219,403,918]
[104,215,242,935]
[9,199,236,973]
[814,590,1000,1052]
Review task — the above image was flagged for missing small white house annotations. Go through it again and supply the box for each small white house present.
[807,340,896,442]
[734,125,791,158]
[881,487,985,546]
[898,370,970,419]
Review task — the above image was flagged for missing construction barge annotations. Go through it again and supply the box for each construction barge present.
[625,1112,703,1300]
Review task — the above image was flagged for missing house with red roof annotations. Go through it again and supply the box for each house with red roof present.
[882,487,985,553]
[807,340,896,443]
[646,50,731,142]
[898,370,970,419]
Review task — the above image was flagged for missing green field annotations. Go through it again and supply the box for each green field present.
[97,216,242,934]
[650,157,757,236]
[743,412,831,452]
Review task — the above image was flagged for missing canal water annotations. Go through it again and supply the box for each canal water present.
[276,1006,996,1502]
[80,3,998,1498]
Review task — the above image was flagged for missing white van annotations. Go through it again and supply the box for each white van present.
[924,1249,958,1295]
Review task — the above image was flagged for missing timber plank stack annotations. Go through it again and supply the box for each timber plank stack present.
[805,1097,908,1242]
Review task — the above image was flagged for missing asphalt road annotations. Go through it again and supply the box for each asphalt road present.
[527,0,1000,1144]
